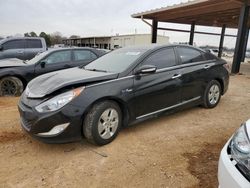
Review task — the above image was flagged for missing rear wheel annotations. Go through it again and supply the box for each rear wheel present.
[0,76,24,96]
[83,101,122,145]
[203,80,221,108]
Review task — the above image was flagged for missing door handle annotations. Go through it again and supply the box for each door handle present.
[17,51,24,54]
[204,65,211,69]
[172,74,181,79]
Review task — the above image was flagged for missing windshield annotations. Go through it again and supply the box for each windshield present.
[26,50,50,64]
[85,47,147,73]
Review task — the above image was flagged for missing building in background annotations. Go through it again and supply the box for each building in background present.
[63,34,169,50]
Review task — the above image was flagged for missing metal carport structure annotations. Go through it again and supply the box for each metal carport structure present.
[132,0,250,73]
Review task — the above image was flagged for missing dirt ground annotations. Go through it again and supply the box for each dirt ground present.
[1,64,250,188]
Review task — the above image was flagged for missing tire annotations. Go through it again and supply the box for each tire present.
[203,80,221,108]
[83,100,122,145]
[0,76,24,96]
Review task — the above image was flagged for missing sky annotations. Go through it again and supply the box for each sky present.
[0,0,243,48]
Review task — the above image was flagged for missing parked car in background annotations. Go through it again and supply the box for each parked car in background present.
[218,119,250,188]
[52,44,65,48]
[0,37,46,60]
[18,44,229,145]
[0,47,105,96]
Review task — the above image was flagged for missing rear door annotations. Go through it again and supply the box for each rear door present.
[72,49,98,67]
[1,39,25,60]
[34,49,72,77]
[24,39,44,60]
[133,47,182,119]
[176,46,216,102]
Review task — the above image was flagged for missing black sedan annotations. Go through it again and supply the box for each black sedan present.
[18,45,229,145]
[0,47,105,96]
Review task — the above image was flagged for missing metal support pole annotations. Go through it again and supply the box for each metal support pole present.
[151,20,158,43]
[218,24,226,58]
[232,4,250,73]
[189,22,195,45]
[241,28,249,62]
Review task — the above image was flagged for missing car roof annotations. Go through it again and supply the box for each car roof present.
[47,47,98,52]
[0,37,43,43]
[116,44,206,53]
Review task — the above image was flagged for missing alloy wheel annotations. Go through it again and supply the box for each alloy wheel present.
[1,79,17,95]
[208,84,220,105]
[98,108,119,139]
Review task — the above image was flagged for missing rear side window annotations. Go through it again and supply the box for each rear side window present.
[142,48,176,69]
[2,40,25,50]
[73,50,97,61]
[45,50,71,64]
[26,39,42,48]
[177,47,204,64]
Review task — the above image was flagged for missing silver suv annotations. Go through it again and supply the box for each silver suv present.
[0,37,47,60]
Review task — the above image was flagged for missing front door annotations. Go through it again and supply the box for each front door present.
[34,49,72,77]
[133,47,182,119]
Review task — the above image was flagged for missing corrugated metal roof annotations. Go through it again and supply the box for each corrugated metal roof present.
[131,0,248,28]
[131,0,209,18]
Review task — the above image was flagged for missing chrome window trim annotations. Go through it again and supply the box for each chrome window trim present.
[156,59,216,73]
[136,96,201,120]
[86,60,216,88]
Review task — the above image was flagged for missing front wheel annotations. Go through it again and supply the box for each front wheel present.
[83,101,122,145]
[203,80,221,108]
[0,76,24,96]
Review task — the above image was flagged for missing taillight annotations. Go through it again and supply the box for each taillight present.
[223,63,230,73]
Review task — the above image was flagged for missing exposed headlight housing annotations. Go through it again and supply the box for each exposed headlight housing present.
[35,87,84,113]
[231,120,250,180]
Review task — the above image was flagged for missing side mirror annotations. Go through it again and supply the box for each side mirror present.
[0,45,3,51]
[40,60,46,68]
[135,65,157,75]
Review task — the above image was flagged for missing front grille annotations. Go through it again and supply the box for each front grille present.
[21,117,32,131]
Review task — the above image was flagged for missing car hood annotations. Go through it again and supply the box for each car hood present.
[0,58,26,68]
[27,67,118,98]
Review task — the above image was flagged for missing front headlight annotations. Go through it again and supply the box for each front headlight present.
[35,87,84,113]
[231,120,250,179]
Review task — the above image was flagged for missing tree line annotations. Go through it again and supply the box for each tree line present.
[24,31,80,47]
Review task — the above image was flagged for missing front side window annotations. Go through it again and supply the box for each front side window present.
[73,50,97,61]
[27,39,42,48]
[3,40,25,50]
[45,50,71,64]
[141,48,176,69]
[177,47,204,64]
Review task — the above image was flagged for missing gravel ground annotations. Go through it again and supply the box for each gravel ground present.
[0,64,250,188]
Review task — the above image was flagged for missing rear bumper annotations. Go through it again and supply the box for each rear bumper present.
[218,139,250,188]
[18,99,83,144]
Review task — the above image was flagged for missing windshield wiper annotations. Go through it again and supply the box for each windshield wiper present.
[85,68,107,73]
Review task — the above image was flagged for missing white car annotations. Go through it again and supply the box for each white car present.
[218,119,250,188]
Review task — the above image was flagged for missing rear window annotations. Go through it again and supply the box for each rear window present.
[26,39,42,48]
